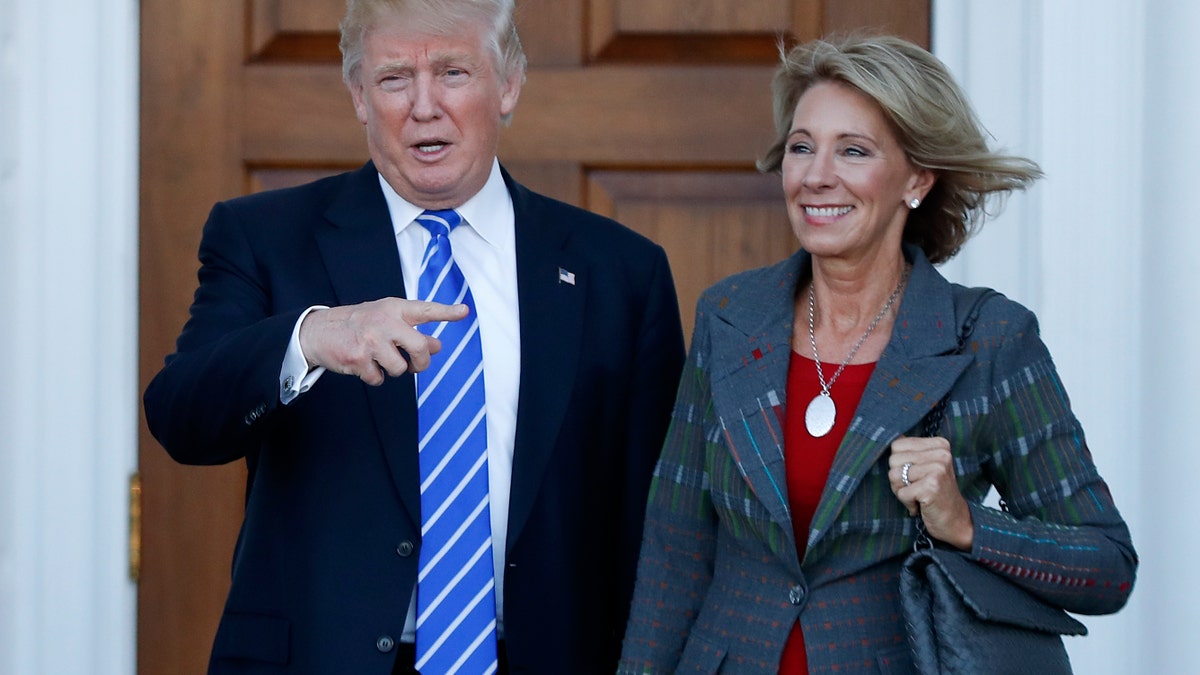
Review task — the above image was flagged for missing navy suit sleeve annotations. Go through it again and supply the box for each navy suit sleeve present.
[144,199,302,465]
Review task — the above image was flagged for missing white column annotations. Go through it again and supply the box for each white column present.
[933,0,1044,310]
[934,1,1146,673]
[0,0,139,673]
[1140,1,1200,672]
[1036,5,1146,671]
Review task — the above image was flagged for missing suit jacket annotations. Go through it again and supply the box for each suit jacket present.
[143,162,686,674]
[618,245,1137,674]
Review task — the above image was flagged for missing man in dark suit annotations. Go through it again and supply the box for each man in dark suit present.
[142,0,685,672]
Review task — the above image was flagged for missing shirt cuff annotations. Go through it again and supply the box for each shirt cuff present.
[280,305,329,405]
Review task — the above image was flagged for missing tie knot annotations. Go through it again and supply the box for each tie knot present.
[416,209,462,238]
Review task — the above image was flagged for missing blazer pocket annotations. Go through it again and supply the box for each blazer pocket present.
[211,611,290,666]
[677,633,727,673]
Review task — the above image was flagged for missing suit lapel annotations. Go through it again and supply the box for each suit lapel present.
[314,162,422,530]
[503,171,586,551]
[706,254,804,571]
[805,248,973,553]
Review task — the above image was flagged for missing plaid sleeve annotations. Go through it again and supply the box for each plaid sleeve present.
[968,304,1137,615]
[618,302,721,673]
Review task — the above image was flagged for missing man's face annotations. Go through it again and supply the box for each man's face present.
[349,13,522,209]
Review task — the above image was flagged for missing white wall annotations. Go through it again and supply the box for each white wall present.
[936,0,1197,672]
[1139,0,1200,670]
[0,0,1192,673]
[0,0,139,673]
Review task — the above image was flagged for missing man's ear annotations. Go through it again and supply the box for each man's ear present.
[499,69,523,119]
[349,80,369,125]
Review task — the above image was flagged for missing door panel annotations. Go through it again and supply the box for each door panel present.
[588,170,792,341]
[138,1,929,672]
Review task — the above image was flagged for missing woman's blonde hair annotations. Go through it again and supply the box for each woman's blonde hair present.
[759,35,1042,263]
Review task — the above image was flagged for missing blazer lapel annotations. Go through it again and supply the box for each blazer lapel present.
[706,254,805,570]
[315,162,422,530]
[503,171,586,551]
[805,247,974,553]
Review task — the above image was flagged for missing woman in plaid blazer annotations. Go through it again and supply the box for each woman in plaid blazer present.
[618,36,1137,674]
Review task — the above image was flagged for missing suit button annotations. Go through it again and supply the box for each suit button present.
[243,404,267,426]
[396,541,415,557]
[376,635,395,653]
[788,585,805,606]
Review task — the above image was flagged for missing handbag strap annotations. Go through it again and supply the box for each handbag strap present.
[914,287,997,549]
[920,287,995,436]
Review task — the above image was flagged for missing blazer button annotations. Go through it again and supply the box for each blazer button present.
[376,635,395,653]
[396,540,415,557]
[788,585,806,606]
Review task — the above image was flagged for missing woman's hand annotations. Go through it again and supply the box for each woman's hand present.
[889,435,975,550]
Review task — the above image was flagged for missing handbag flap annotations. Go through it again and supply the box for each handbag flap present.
[906,549,1088,636]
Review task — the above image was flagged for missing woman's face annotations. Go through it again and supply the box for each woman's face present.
[782,81,932,265]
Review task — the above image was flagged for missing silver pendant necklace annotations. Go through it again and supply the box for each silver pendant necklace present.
[804,265,910,437]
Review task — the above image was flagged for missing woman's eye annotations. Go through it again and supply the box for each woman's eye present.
[788,142,813,154]
[843,146,869,157]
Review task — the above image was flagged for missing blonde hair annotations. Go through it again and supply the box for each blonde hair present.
[759,35,1042,263]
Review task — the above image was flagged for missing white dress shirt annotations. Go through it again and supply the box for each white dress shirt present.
[278,160,522,640]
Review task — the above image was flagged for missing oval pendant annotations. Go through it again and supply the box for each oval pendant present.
[805,392,837,438]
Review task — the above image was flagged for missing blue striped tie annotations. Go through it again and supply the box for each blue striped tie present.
[413,209,499,674]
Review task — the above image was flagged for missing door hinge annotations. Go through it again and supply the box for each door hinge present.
[129,472,142,583]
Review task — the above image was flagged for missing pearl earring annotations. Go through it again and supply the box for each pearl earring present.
[908,198,921,209]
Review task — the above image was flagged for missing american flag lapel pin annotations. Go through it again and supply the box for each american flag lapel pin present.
[558,267,576,285]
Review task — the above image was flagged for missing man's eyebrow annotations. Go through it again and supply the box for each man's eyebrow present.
[370,62,412,78]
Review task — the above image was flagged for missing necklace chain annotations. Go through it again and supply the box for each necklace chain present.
[807,265,911,395]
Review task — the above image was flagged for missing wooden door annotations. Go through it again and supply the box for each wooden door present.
[137,1,929,672]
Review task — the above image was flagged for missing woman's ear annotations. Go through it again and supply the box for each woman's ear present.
[908,167,937,205]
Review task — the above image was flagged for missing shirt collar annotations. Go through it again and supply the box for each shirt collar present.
[378,159,510,247]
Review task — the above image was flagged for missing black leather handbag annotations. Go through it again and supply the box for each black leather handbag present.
[900,541,1086,674]
[899,288,1087,674]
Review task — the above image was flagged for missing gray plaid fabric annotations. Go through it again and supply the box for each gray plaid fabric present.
[619,245,1137,674]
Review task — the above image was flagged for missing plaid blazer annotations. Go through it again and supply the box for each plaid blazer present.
[619,245,1137,674]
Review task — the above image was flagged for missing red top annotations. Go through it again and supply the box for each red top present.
[779,351,875,674]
